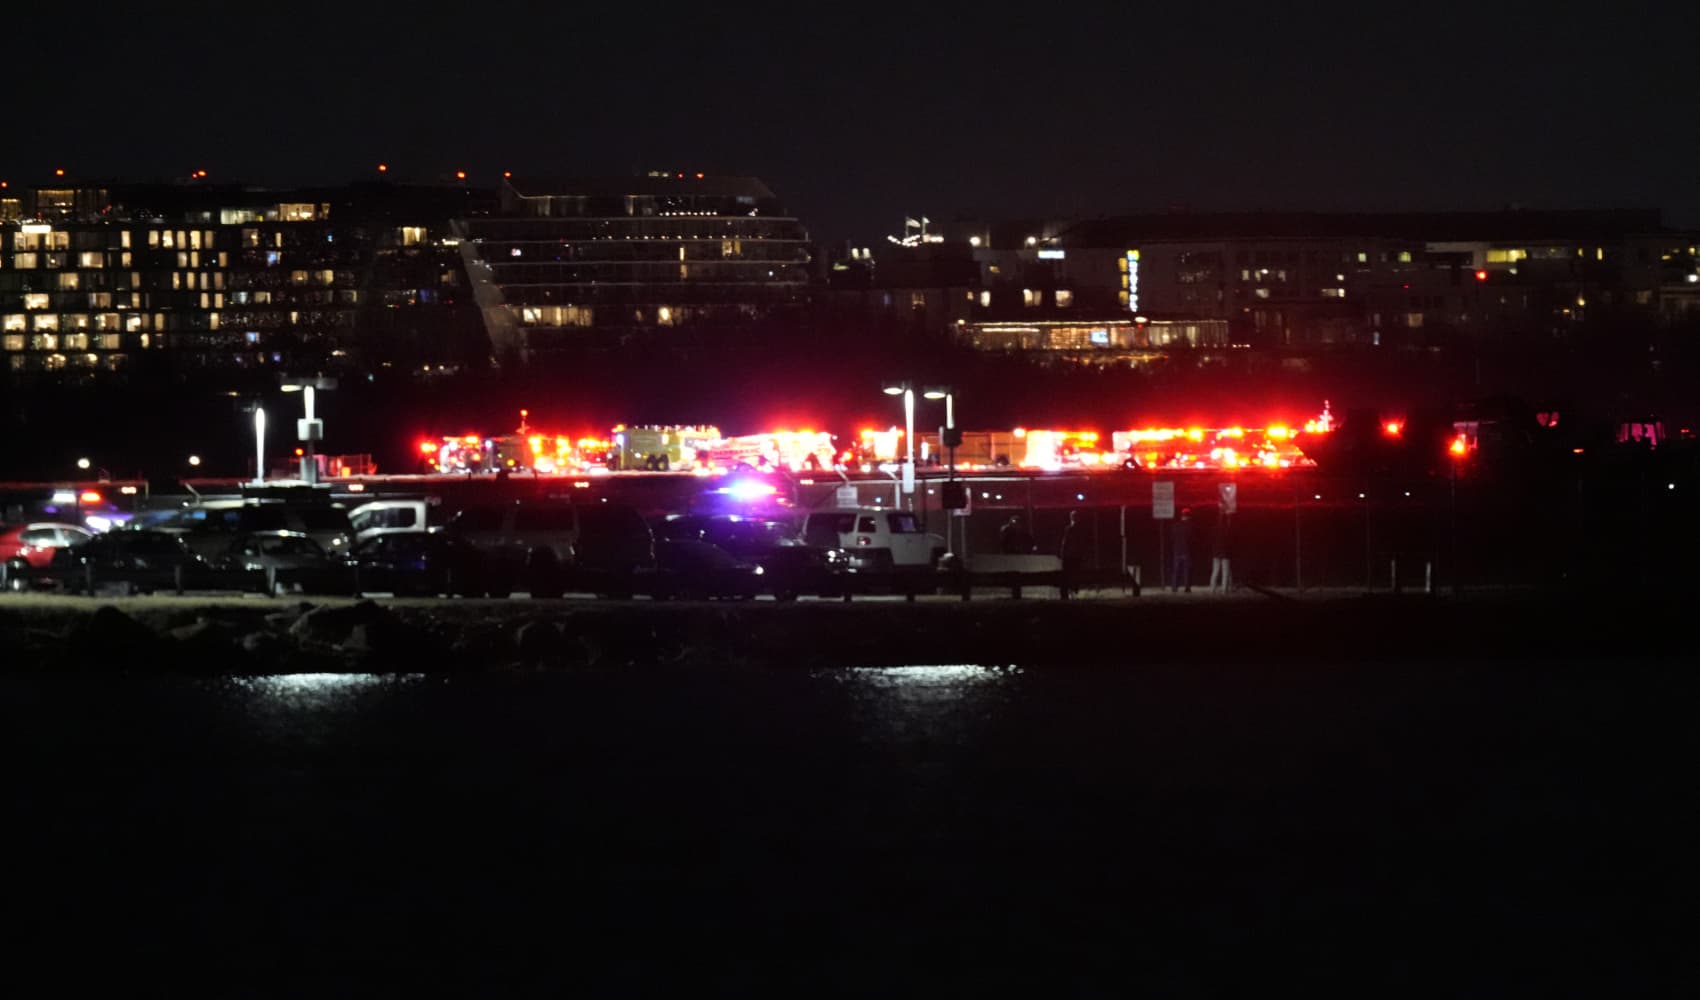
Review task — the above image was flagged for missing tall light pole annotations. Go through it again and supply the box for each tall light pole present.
[253,406,267,486]
[882,383,916,507]
[281,376,334,484]
[925,387,958,554]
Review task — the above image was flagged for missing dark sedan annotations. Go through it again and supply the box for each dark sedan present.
[655,514,844,600]
[43,530,214,595]
[646,538,767,601]
[345,532,495,598]
[214,531,334,595]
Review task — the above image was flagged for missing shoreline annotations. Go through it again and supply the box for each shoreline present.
[1,587,1685,674]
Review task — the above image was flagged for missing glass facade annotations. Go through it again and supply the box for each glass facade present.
[0,182,477,378]
[459,176,810,360]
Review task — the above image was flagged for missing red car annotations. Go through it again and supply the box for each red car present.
[0,522,95,569]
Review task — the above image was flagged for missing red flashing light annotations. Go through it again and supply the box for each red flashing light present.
[1475,269,1488,281]
[378,163,388,173]
[1449,435,1468,457]
[294,447,305,457]
[54,168,65,177]
[455,170,466,180]
[1401,283,1410,290]
[695,172,704,179]
[419,441,438,454]
[1383,421,1403,437]
[503,170,512,179]
[79,490,102,504]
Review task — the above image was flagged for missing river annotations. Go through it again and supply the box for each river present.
[5,657,1692,992]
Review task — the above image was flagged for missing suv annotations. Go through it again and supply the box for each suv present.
[799,507,937,573]
[154,500,353,560]
[445,499,654,597]
[349,498,447,545]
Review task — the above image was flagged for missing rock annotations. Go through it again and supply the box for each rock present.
[338,618,430,662]
[70,605,160,656]
[264,601,315,630]
[514,620,565,659]
[289,600,397,646]
[240,630,289,656]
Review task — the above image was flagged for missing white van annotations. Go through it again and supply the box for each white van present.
[349,499,446,545]
[799,507,938,573]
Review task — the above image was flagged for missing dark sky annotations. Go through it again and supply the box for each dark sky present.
[14,1,1696,242]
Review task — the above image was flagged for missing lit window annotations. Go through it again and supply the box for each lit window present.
[120,231,132,249]
[78,251,103,268]
[316,269,335,286]
[13,253,37,269]
[1022,289,1041,307]
[23,293,49,310]
[979,290,991,308]
[1397,251,1413,263]
[2,334,22,351]
[1,314,22,331]
[97,334,120,350]
[290,270,309,285]
[1055,289,1073,308]
[63,332,89,351]
[910,292,926,309]
[1356,252,1368,263]
[1254,288,1271,299]
[57,273,79,290]
[1404,312,1424,328]
[161,230,175,249]
[148,231,161,248]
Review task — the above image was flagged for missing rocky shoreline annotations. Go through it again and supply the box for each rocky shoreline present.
[0,589,1683,674]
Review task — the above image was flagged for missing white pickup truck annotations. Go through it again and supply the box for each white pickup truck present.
[799,506,941,573]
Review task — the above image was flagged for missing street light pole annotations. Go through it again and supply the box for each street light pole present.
[903,386,915,508]
[253,406,267,486]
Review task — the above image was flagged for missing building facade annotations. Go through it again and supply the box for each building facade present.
[456,174,812,363]
[0,179,478,379]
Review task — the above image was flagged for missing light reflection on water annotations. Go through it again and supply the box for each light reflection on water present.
[234,672,424,703]
[815,665,1022,743]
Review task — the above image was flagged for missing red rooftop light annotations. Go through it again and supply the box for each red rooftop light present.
[1475,269,1488,281]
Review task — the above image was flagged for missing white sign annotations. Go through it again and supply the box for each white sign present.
[835,485,860,507]
[902,460,915,494]
[1218,482,1238,515]
[1152,481,1175,520]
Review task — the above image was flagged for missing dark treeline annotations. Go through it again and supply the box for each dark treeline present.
[2,309,1696,480]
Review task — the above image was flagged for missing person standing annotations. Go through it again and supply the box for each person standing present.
[1210,509,1234,594]
[1060,510,1086,599]
[1170,508,1193,593]
[1001,515,1035,554]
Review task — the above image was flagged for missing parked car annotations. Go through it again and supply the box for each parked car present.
[656,514,844,599]
[214,531,334,595]
[647,539,766,600]
[344,532,495,598]
[40,530,214,595]
[348,498,447,546]
[798,507,936,573]
[153,499,353,560]
[1,522,95,588]
[445,500,654,598]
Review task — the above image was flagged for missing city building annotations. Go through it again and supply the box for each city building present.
[0,177,480,379]
[837,209,1699,361]
[455,174,812,363]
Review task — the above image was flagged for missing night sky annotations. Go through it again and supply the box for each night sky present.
[14,2,1696,243]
